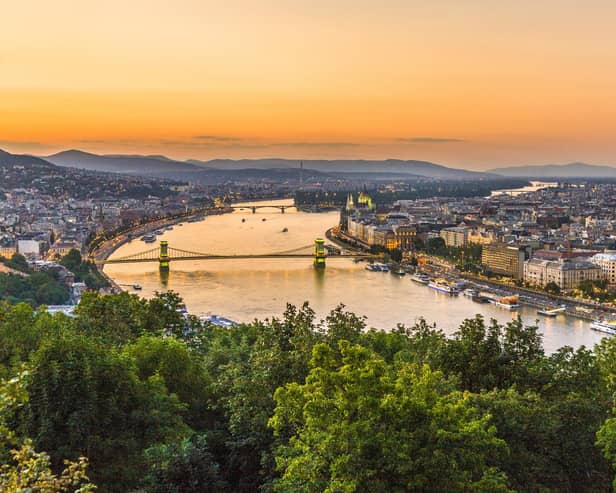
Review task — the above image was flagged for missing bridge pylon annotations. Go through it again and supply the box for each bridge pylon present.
[159,240,170,271]
[313,238,326,269]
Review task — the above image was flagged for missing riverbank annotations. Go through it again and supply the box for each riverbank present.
[328,227,614,324]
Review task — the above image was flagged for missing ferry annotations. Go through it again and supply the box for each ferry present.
[409,272,430,284]
[493,295,520,310]
[142,234,156,243]
[590,319,616,336]
[472,295,492,304]
[428,279,459,295]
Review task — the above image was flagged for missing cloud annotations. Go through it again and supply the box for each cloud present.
[397,137,464,143]
[160,139,267,150]
[192,135,242,142]
[271,142,360,148]
[0,140,47,151]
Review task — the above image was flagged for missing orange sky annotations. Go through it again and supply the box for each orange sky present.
[2,0,616,169]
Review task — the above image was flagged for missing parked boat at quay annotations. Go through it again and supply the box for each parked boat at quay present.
[428,279,459,295]
[463,288,479,298]
[538,306,566,317]
[365,263,389,272]
[493,295,520,310]
[141,234,156,243]
[409,272,430,284]
[591,319,616,336]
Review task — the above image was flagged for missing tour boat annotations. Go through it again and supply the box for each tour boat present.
[132,284,142,290]
[428,279,459,295]
[493,295,520,310]
[142,234,156,243]
[591,319,616,335]
[463,288,479,298]
[409,273,430,284]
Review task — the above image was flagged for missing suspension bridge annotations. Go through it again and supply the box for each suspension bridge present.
[95,239,374,270]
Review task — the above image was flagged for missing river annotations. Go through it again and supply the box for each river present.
[105,199,605,353]
[489,181,558,197]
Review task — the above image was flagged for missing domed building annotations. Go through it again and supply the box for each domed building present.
[357,190,375,211]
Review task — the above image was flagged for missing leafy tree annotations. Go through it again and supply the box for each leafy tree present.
[0,439,96,493]
[142,434,229,493]
[23,331,189,492]
[545,281,561,295]
[125,335,213,429]
[270,341,511,493]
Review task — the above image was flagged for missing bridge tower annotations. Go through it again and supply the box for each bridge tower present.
[159,240,170,271]
[313,238,326,268]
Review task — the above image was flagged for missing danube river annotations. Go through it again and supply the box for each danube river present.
[105,199,604,353]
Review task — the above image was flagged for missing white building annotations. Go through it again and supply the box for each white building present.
[591,252,616,287]
[524,258,601,290]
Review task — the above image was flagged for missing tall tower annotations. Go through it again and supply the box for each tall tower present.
[299,161,304,187]
[345,193,355,212]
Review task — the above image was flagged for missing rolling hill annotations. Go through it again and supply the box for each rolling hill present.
[490,162,616,178]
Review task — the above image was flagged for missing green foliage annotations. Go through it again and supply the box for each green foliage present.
[142,434,229,493]
[0,439,96,493]
[24,330,189,492]
[270,342,511,493]
[545,281,561,295]
[60,249,109,290]
[1,295,616,492]
[0,270,70,306]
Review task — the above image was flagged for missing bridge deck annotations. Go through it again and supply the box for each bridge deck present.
[97,254,373,264]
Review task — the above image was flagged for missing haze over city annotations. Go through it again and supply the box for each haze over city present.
[3,0,616,169]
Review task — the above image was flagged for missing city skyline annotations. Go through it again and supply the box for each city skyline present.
[2,0,616,169]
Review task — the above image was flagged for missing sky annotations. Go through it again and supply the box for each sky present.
[1,0,616,169]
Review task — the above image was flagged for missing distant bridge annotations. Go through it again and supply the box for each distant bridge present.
[230,204,298,213]
[95,239,374,270]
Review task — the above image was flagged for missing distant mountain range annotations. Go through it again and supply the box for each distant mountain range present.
[41,151,492,181]
[46,150,201,175]
[12,148,612,182]
[0,149,58,170]
[490,162,616,178]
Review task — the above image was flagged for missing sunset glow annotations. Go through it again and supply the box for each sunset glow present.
[2,0,616,168]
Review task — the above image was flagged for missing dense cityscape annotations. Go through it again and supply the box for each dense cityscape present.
[5,1,616,492]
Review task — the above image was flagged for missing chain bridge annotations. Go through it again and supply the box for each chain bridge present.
[95,239,374,270]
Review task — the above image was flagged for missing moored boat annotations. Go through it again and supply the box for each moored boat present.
[409,272,430,284]
[591,319,616,335]
[493,295,520,310]
[428,279,459,295]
